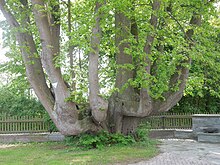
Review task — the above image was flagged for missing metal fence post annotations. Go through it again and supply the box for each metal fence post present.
[162,116,165,129]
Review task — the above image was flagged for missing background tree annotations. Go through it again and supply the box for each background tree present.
[0,21,49,117]
[172,10,220,114]
[0,0,219,135]
[0,85,45,116]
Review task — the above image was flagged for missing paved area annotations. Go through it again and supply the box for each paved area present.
[130,139,220,165]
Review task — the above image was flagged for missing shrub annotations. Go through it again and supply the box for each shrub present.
[133,123,150,142]
[65,131,135,149]
[0,87,46,116]
[64,124,152,150]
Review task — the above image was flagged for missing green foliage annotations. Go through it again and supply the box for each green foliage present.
[184,18,220,99]
[0,86,46,116]
[134,123,150,143]
[65,131,135,150]
[171,95,220,114]
[0,85,58,131]
[0,0,219,124]
[0,19,30,96]
[63,0,216,100]
[65,124,153,150]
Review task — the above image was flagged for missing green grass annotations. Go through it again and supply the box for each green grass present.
[0,141,158,165]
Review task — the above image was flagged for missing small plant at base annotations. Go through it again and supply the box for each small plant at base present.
[133,123,151,143]
[64,131,135,150]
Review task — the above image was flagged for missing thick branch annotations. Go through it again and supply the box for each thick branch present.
[31,0,73,107]
[17,33,55,112]
[0,0,55,112]
[152,60,191,113]
[152,13,202,114]
[143,0,161,72]
[88,2,108,123]
[31,0,60,82]
[68,0,76,91]
[0,0,19,27]
[115,12,133,88]
[138,0,161,116]
[48,0,60,60]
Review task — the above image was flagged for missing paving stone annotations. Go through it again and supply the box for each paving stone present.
[129,139,220,165]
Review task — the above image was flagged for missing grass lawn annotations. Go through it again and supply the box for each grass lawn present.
[0,141,158,165]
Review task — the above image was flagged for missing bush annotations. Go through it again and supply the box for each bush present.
[0,87,46,116]
[65,124,152,150]
[133,123,150,142]
[0,86,58,131]
[171,95,220,114]
[65,131,135,149]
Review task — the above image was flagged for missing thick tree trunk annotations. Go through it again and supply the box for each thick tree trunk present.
[107,1,201,134]
[122,116,140,135]
[107,10,140,133]
[108,94,140,134]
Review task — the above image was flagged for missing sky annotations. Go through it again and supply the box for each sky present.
[0,31,8,63]
[0,12,8,63]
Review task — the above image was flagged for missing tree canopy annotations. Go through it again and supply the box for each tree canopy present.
[0,0,219,135]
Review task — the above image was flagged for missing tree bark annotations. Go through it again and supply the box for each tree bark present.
[107,10,140,133]
[138,0,161,117]
[68,0,76,91]
[88,2,108,124]
[31,0,102,135]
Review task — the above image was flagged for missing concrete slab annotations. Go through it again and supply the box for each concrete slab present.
[198,133,220,143]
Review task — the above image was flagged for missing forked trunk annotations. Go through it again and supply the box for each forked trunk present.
[108,94,140,134]
[0,0,205,136]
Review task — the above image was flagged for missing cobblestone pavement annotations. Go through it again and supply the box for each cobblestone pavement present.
[130,139,220,165]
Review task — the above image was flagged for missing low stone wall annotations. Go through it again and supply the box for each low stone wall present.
[149,129,194,139]
[192,114,220,143]
[192,114,220,134]
[0,132,65,143]
[149,129,175,139]
[175,129,194,139]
